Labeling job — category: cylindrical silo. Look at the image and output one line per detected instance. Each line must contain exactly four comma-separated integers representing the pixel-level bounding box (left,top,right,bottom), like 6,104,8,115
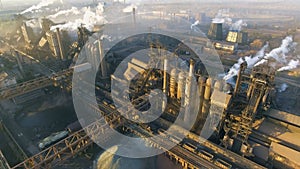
202,77,212,118
170,68,177,98
177,72,186,104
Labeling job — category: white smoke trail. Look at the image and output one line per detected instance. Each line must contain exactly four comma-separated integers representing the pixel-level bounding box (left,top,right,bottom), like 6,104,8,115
212,9,232,25
123,4,137,13
277,59,300,72
20,0,62,14
223,43,269,81
230,20,247,32
50,3,106,31
48,7,81,19
255,36,297,67
191,20,200,31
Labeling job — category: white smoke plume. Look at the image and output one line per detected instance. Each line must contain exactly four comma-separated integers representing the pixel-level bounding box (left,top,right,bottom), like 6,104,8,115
224,43,269,81
50,3,106,31
255,36,297,67
191,20,200,31
48,7,81,19
230,19,247,32
224,36,298,81
20,0,62,14
212,9,232,25
123,4,138,13
277,59,300,72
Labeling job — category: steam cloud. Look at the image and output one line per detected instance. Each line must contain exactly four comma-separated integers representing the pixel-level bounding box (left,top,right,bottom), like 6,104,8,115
230,20,247,32
224,36,299,81
48,7,81,19
277,59,300,72
50,3,107,31
20,0,62,14
212,9,232,25
254,36,298,70
224,43,269,81
190,20,200,31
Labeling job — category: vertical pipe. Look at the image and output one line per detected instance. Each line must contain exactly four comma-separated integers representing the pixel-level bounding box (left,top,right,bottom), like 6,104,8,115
98,39,107,78
132,8,136,26
184,60,195,124
163,58,168,95
55,28,65,61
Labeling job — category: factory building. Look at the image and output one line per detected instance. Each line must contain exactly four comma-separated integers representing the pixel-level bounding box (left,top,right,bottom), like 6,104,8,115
226,31,248,44
208,23,223,40
214,42,237,53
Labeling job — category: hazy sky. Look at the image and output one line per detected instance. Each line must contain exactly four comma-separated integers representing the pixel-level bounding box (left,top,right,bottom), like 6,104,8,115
1,0,299,10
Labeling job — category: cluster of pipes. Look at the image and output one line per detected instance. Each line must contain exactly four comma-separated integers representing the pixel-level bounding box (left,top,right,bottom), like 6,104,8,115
162,58,231,133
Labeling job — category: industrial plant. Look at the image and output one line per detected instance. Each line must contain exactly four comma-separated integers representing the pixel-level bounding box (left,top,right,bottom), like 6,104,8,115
0,0,300,169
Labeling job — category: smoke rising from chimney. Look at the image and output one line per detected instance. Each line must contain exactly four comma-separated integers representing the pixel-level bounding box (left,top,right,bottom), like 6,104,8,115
224,36,299,81
50,3,106,31
277,59,300,72
224,43,269,81
254,36,298,70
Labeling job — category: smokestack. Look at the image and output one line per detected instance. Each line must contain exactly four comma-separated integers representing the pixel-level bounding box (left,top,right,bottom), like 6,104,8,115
98,39,108,78
55,28,65,61
163,58,169,95
132,7,136,26
184,59,195,124
170,68,177,98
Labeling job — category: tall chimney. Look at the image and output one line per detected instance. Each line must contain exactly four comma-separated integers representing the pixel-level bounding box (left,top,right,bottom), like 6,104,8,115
132,8,136,26
184,59,195,124
163,58,169,95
